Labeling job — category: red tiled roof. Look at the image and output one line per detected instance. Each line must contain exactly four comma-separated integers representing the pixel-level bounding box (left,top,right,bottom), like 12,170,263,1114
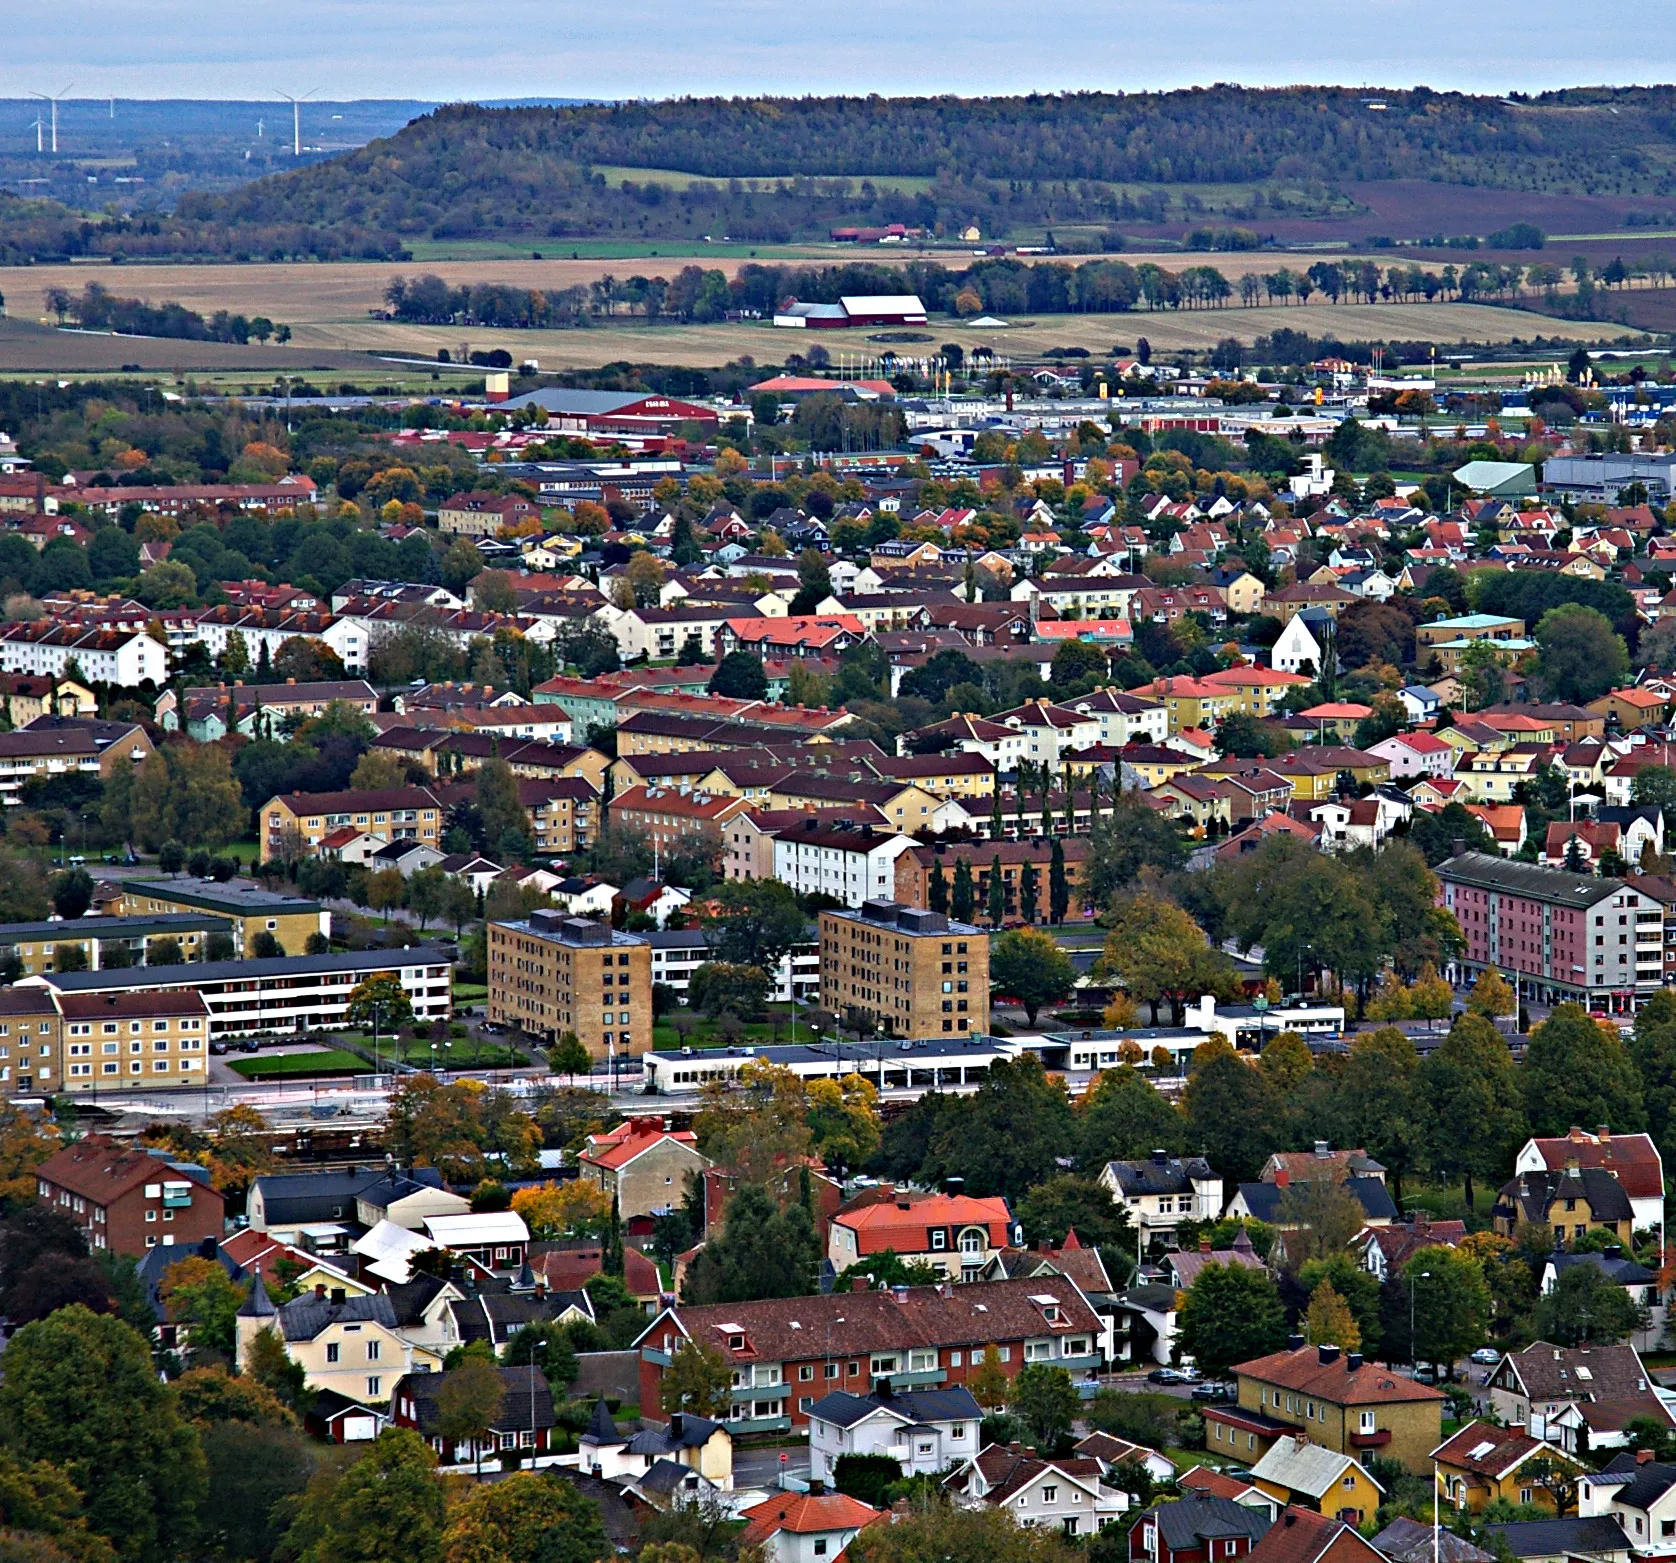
580,1120,700,1172
1524,1129,1663,1200
1234,1346,1446,1405
740,1493,884,1544
1246,1509,1382,1563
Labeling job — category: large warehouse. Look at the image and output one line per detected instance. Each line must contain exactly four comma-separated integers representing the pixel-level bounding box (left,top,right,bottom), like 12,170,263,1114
773,294,928,329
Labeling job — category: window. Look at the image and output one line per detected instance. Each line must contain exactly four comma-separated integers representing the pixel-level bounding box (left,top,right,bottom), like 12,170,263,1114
367,1378,380,1398
1043,1486,1057,1504
825,1363,839,1379
326,1343,340,1364
367,1341,380,1362
932,1229,947,1251
1359,1411,1376,1433
814,1543,828,1558
800,1365,813,1381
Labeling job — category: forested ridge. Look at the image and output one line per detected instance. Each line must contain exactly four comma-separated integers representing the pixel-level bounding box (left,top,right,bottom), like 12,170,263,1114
8,87,1676,259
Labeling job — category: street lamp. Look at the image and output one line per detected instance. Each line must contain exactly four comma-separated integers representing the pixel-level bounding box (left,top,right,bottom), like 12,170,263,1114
429,1032,452,1081
1408,1269,1433,1370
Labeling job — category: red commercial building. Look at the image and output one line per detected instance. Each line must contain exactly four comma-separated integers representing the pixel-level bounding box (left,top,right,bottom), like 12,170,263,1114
34,1133,224,1256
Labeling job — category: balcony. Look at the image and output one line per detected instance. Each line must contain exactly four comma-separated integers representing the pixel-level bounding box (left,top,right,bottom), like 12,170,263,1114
887,1368,948,1388
1349,1429,1392,1448
728,1413,792,1434
733,1380,790,1402
641,1347,672,1367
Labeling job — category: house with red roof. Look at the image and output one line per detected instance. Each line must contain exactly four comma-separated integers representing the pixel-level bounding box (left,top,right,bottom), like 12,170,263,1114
827,1189,1017,1282
948,1443,1125,1535
1243,1508,1384,1563
1368,731,1456,780
1514,1126,1664,1241
578,1117,710,1226
740,1491,884,1563
1464,804,1527,856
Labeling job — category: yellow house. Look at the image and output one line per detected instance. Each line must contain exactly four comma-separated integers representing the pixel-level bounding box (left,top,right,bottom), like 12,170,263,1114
1228,1341,1445,1474
1457,748,1544,803
1137,676,1242,734
1432,1422,1584,1513
1119,745,1201,789
1267,749,1391,802
1215,570,1267,617
235,1274,443,1401
1251,1434,1384,1524
1202,665,1314,718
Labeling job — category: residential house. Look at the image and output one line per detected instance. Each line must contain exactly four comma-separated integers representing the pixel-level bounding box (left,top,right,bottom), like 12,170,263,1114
807,1384,984,1483
827,1190,1017,1283
1128,1492,1274,1563
1218,1342,1445,1473
1491,1166,1637,1247
391,1364,555,1467
578,1398,733,1490
1432,1422,1586,1513
237,1277,444,1401
947,1443,1124,1536
1486,1342,1674,1452
1099,1153,1224,1245
1514,1128,1665,1243
1244,1509,1386,1563
1368,732,1456,780
578,1118,710,1224
35,1133,223,1256
740,1492,884,1563
1250,1437,1383,1524
1481,1518,1632,1563
1579,1455,1676,1557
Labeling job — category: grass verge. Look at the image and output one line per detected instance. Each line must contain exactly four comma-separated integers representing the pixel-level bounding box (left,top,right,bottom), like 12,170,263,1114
228,1049,365,1079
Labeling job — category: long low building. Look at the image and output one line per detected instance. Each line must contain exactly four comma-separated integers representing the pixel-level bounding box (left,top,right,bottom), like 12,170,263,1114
21,945,454,1042
0,913,233,976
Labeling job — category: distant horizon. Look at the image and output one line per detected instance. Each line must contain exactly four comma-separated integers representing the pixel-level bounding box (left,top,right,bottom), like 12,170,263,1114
2,0,1670,103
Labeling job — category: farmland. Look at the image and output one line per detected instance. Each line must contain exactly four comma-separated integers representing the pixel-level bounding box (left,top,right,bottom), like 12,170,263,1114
0,254,1606,378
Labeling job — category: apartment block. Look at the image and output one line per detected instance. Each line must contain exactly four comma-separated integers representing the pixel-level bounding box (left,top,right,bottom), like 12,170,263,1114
488,910,652,1059
0,913,232,976
116,878,328,958
819,900,989,1038
0,987,61,1097
35,1132,224,1255
260,786,444,862
58,990,211,1092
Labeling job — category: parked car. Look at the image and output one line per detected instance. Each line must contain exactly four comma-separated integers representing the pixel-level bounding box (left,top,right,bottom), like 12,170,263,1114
1413,1364,1439,1384
1191,1383,1234,1403
237,1038,261,1054
1147,1367,1185,1384
210,1041,230,1055
1469,1348,1501,1365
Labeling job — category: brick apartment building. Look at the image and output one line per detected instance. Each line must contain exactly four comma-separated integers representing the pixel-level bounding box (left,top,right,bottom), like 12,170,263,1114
487,909,652,1058
260,786,445,862
819,900,990,1037
636,1277,1102,1435
35,1133,224,1254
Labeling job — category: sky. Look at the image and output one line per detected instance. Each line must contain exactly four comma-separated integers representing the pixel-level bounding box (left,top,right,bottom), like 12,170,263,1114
1,0,1668,100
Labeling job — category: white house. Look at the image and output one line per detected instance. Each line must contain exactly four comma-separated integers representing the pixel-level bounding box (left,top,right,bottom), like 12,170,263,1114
944,1444,1127,1536
740,1492,884,1563
772,826,917,908
1099,1153,1223,1240
1067,689,1170,749
1272,610,1330,677
807,1385,983,1484
1580,1461,1676,1556
0,624,169,687
1513,1129,1666,1244
991,700,1103,769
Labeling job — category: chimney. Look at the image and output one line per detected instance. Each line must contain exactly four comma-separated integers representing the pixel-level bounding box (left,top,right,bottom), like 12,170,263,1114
1318,1344,1340,1365
331,1288,346,1305
874,1376,894,1399
1199,1236,1212,1253
1274,1167,1290,1188
890,1284,909,1304
851,1276,869,1293
1287,1333,1305,1351
808,1479,826,1496
1639,1448,1657,1465
669,1412,684,1440
1452,838,1465,857
1152,1149,1168,1167
945,1177,965,1197
1598,1125,1611,1143
314,1284,327,1300
1347,1351,1364,1371
1008,1441,1023,1454
1314,1141,1331,1158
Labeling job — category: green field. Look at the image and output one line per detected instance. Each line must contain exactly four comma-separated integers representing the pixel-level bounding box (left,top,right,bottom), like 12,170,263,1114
228,1048,365,1079
340,1026,522,1070
652,1005,817,1052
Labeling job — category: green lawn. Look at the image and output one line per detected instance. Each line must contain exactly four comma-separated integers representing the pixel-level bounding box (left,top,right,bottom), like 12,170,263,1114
652,1005,818,1051
228,1049,366,1079
340,1026,522,1070
453,982,488,1003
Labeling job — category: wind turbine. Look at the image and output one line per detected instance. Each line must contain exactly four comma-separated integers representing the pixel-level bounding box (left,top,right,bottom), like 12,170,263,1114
29,118,43,154
29,85,73,154
274,89,315,155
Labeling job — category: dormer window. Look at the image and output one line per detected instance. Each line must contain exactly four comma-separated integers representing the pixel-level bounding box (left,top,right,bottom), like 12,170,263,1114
730,1334,745,1350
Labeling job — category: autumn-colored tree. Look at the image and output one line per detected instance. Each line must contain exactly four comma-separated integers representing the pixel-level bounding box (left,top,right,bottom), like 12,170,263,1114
659,1339,731,1418
364,868,407,925
0,1105,61,1205
968,1343,1010,1408
441,1471,608,1563
347,973,413,1033
510,1180,612,1239
1304,1278,1361,1350
1466,967,1515,1019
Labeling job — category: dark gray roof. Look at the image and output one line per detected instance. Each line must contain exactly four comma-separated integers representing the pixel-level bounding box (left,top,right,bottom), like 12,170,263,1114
450,1289,593,1347
1435,851,1623,909
1105,1156,1216,1197
276,1292,397,1342
1372,1517,1493,1563
41,942,451,992
252,1166,444,1227
238,1271,276,1319
126,876,322,914
1599,1459,1676,1511
808,1386,982,1429
1153,1494,1275,1551
1495,1168,1635,1228
384,1272,450,1327
1235,1176,1397,1225
1482,1518,1632,1559
624,1413,724,1454
396,1365,555,1436
1548,1252,1655,1286
141,1239,244,1321
583,1396,619,1445
632,1457,705,1497
0,913,231,943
